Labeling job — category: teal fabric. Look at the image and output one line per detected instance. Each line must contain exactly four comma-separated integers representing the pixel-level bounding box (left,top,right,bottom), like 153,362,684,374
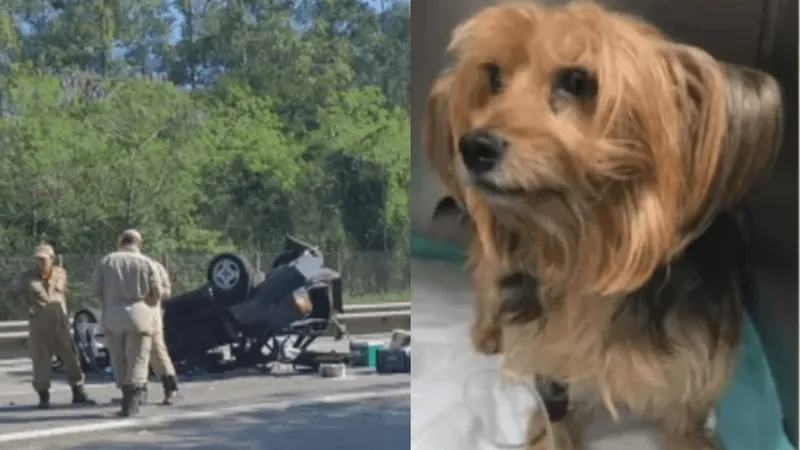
717,320,795,450
411,235,464,262
411,233,796,449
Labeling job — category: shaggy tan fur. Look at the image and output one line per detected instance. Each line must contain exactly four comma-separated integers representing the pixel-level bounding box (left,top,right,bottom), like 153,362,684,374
423,2,783,449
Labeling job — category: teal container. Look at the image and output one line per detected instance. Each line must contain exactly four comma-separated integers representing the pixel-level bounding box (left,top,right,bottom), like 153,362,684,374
349,340,385,368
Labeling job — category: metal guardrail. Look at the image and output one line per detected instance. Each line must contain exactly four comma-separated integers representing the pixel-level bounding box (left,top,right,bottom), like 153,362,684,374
0,302,411,357
0,302,410,333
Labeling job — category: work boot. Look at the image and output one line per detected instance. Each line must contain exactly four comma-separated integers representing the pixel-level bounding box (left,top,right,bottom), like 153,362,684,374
36,390,50,409
71,385,96,405
129,386,144,416
119,385,143,417
161,375,179,405
118,386,132,417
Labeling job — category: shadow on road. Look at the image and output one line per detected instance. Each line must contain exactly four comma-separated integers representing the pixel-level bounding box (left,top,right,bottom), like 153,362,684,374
5,363,373,386
0,378,409,431
0,403,112,424
61,397,410,450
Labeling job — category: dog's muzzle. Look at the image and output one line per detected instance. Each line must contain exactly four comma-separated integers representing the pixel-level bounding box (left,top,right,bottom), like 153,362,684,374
458,129,507,174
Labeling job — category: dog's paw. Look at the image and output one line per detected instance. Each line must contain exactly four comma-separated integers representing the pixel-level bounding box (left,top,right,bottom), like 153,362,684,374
470,322,501,354
525,410,573,450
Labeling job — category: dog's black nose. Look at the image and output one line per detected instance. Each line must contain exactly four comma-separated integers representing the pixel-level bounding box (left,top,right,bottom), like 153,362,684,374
458,130,506,174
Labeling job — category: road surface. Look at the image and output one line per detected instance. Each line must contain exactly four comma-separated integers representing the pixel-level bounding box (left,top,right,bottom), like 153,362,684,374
0,333,410,449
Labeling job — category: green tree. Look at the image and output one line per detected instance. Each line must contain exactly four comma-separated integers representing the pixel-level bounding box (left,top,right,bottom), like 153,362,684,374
0,0,410,319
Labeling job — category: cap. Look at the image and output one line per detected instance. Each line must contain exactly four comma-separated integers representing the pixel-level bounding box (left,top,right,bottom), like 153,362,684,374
33,244,55,259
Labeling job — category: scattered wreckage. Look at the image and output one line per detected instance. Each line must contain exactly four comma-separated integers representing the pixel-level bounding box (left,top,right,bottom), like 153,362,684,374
69,236,348,375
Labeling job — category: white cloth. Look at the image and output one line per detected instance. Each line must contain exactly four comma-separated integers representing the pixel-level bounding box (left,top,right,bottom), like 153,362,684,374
411,259,667,450
412,322,540,449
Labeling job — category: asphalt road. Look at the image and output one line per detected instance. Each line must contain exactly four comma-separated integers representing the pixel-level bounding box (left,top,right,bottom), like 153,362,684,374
0,333,410,449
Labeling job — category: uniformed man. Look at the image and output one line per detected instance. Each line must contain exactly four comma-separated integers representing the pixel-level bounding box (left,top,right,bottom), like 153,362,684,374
9,244,94,408
148,257,179,405
108,237,180,405
92,229,163,417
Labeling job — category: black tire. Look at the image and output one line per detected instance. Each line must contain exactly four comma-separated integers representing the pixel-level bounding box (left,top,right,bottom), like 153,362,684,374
206,253,253,306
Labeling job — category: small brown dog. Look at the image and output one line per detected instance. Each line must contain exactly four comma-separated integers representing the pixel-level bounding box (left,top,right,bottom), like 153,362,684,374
424,2,783,449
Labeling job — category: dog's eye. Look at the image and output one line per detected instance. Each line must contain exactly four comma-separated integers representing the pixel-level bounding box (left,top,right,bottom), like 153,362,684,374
482,62,503,94
553,66,597,100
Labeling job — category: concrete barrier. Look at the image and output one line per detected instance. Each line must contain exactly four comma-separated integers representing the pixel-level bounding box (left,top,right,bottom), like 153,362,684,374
0,332,26,356
0,302,410,334
0,304,411,358
0,322,26,332
348,302,410,313
323,310,411,337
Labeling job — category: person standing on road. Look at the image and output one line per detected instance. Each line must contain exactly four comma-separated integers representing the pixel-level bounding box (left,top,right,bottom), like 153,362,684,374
9,244,94,408
92,229,163,417
110,234,180,405
147,257,180,405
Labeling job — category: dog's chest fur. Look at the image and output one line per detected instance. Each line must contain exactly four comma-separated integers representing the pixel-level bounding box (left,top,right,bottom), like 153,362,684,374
494,211,750,416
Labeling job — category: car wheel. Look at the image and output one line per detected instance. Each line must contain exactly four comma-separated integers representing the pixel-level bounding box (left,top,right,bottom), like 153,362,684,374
207,253,253,306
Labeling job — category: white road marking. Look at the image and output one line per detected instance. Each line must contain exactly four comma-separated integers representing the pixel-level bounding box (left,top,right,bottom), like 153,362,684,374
0,381,137,400
0,332,390,399
0,387,409,443
0,368,377,400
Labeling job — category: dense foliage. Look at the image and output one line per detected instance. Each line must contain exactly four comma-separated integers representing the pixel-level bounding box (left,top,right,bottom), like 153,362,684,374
0,0,410,318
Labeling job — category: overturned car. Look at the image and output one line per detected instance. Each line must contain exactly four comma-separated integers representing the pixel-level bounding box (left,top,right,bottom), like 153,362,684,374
69,236,346,375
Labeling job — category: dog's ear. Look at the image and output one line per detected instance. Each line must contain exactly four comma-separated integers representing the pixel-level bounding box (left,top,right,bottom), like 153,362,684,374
714,63,783,207
666,45,782,239
594,47,782,294
466,191,503,263
424,73,503,261
424,72,465,207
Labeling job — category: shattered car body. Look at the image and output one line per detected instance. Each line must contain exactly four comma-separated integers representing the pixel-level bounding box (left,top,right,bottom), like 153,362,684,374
69,236,345,375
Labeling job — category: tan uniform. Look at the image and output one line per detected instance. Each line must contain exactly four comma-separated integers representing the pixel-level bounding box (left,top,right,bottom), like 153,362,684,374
92,246,163,387
149,259,175,377
11,266,85,392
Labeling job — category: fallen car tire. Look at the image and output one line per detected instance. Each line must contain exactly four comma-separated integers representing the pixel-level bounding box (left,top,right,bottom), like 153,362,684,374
206,253,254,306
